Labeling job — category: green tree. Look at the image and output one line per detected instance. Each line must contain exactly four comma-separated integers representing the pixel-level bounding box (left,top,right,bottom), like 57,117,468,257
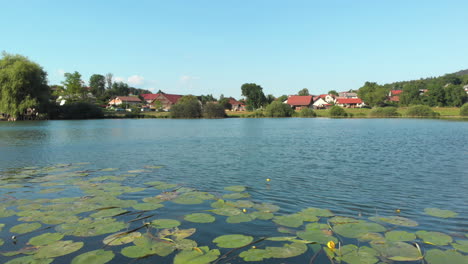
203,102,226,118
266,94,276,104
357,82,388,107
426,84,445,106
329,106,348,117
298,88,310,96
406,105,439,117
298,108,316,117
264,101,294,117
328,90,338,96
171,95,202,118
218,97,232,110
105,73,113,90
0,52,50,120
241,83,267,110
276,95,288,102
62,71,85,99
89,74,106,96
111,82,130,96
400,81,425,106
444,84,466,107
460,103,468,116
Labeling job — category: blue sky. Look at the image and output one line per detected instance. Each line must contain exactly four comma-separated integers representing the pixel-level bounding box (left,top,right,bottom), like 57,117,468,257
1,0,467,98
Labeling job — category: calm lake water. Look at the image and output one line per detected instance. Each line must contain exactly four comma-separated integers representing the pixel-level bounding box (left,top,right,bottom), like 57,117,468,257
0,118,467,263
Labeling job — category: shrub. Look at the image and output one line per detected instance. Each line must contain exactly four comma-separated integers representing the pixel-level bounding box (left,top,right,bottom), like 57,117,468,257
264,101,294,117
460,103,468,116
406,105,439,117
171,95,202,118
59,102,104,119
247,109,265,118
369,107,400,117
203,102,226,118
329,106,348,117
298,108,316,117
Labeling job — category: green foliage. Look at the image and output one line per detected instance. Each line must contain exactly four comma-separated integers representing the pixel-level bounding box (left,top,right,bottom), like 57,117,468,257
298,108,316,117
89,74,106,97
444,84,466,107
247,109,265,118
460,103,468,116
357,82,388,107
276,95,288,102
203,102,226,118
199,94,216,105
59,102,104,119
63,71,85,99
110,82,129,96
400,81,425,106
298,88,309,96
328,90,338,96
171,95,202,118
218,97,232,110
241,83,267,110
406,105,439,117
329,106,348,117
369,107,400,117
265,101,294,117
266,94,276,104
0,52,50,119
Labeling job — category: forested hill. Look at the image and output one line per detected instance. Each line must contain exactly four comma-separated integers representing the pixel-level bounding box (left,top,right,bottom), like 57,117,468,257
453,69,468,76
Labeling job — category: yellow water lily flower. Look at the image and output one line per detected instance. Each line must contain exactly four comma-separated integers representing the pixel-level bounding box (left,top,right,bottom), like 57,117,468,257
266,178,271,182
242,208,247,213
327,241,336,250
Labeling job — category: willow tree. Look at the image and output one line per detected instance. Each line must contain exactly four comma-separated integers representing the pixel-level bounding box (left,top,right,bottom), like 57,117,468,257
0,52,50,120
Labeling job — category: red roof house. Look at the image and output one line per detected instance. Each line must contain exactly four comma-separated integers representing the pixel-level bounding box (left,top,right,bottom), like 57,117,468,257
286,95,314,110
228,98,246,111
335,98,364,108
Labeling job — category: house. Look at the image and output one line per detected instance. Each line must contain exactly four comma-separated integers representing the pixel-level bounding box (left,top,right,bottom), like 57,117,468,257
335,98,365,108
338,91,358,98
108,96,142,106
317,94,336,104
388,90,403,102
151,93,183,110
463,85,468,94
141,93,159,104
286,95,314,110
228,98,246,111
312,97,332,109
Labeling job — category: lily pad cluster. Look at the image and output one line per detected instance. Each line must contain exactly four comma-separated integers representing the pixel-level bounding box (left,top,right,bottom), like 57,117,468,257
0,163,466,264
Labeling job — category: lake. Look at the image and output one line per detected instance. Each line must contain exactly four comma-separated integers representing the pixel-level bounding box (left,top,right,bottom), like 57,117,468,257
0,118,467,263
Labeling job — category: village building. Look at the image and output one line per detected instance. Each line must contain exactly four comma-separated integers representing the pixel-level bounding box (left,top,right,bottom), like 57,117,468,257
388,90,403,102
286,95,314,110
108,96,142,106
228,97,246,111
335,98,365,108
338,91,358,98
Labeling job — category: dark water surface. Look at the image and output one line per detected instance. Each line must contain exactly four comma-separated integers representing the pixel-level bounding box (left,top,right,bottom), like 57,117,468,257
0,118,467,263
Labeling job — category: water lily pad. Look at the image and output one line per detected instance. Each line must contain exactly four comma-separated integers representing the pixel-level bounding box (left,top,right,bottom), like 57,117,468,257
224,185,246,192
305,223,330,230
369,216,418,227
370,240,422,261
452,240,468,253
424,208,458,218
385,231,416,242
226,214,256,224
338,245,379,264
10,223,41,234
213,234,253,248
4,256,53,264
172,191,214,204
173,247,220,264
239,248,272,261
28,233,64,246
300,207,334,217
121,235,176,258
329,216,361,224
0,238,3,246
266,242,308,258
222,192,250,199
184,213,216,223
100,168,118,172
273,214,304,228
416,230,452,245
56,218,128,237
425,249,468,264
132,203,164,211
359,232,384,241
253,203,280,213
250,211,274,220
151,219,181,229
103,232,142,246
228,200,254,208
297,229,338,244
33,240,84,259
0,223,4,231
334,222,386,238
71,249,114,264
0,208,16,217
211,207,242,216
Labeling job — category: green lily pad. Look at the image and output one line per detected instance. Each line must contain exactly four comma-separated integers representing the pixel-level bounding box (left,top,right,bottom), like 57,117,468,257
210,207,242,216
369,216,418,227
4,256,53,264
273,214,304,228
0,208,16,217
305,223,330,231
385,231,416,242
226,214,256,224
171,191,214,205
416,230,452,245
121,235,176,258
227,200,254,208
359,232,384,241
333,222,386,238
71,249,114,264
33,240,84,259
184,213,216,223
253,203,280,213
173,239,198,250
10,223,42,234
239,248,272,261
370,240,422,261
300,207,334,217
28,233,64,246
425,249,468,264
297,229,337,244
222,192,250,199
100,168,118,172
0,238,3,246
329,216,361,224
144,165,163,169
338,245,379,264
250,211,274,220
56,218,128,237
0,223,4,231
151,219,181,229
266,242,308,258
132,203,164,211
169,228,197,240
173,247,220,264
452,240,468,253
103,232,142,246
425,208,458,218
224,185,246,192
213,234,253,248
39,188,65,194
120,245,154,258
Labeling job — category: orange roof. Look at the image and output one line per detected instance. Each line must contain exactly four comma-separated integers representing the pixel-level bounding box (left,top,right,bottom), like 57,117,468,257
336,98,363,104
391,90,403,95
389,96,400,102
287,95,313,106
115,96,141,102
141,93,160,100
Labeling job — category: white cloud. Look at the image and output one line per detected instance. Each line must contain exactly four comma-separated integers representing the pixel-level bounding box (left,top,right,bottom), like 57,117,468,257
114,76,125,83
127,75,145,86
